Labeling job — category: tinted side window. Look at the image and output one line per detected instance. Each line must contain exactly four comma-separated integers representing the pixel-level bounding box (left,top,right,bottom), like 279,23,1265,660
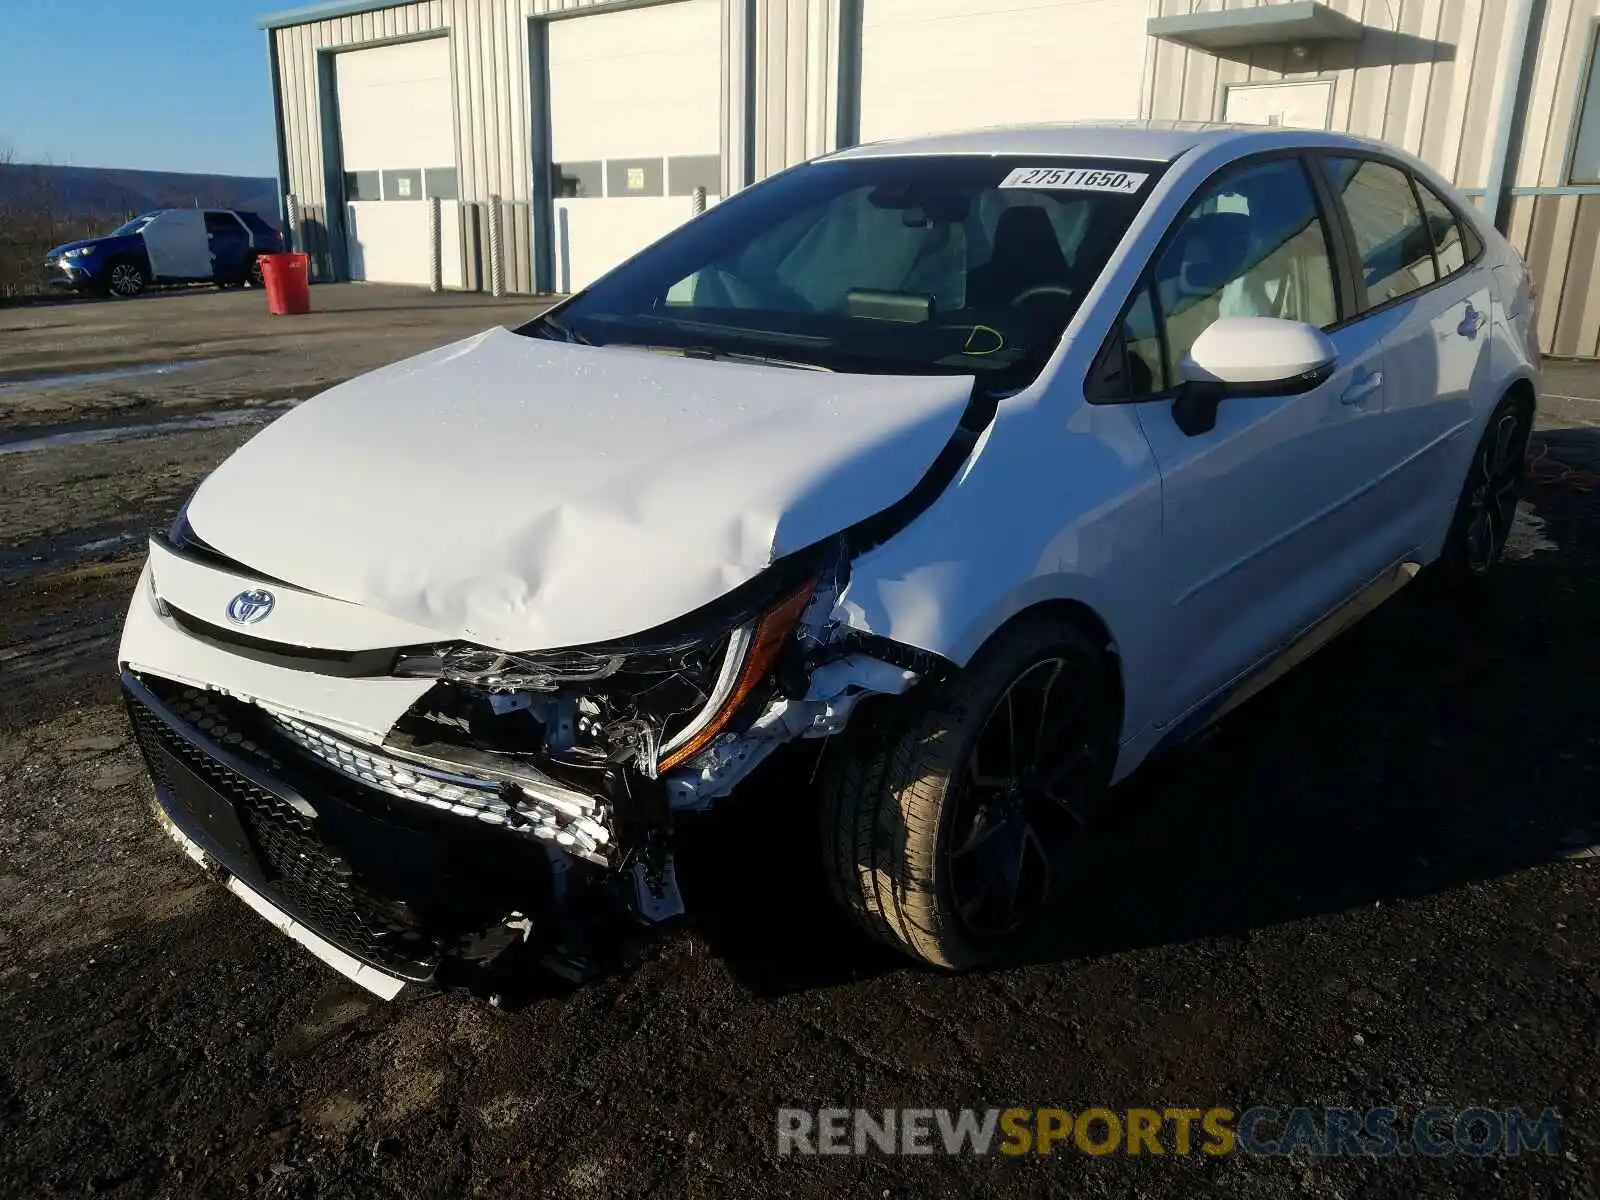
1123,281,1166,394
1327,157,1437,306
1414,178,1469,277
1149,157,1338,388
204,211,241,234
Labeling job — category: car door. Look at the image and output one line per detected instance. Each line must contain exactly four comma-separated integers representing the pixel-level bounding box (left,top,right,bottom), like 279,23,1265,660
204,210,252,282
141,210,212,281
1104,154,1398,727
1319,155,1494,556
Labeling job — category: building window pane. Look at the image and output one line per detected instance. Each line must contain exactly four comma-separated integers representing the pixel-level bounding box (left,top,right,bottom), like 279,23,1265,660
382,169,423,201
552,161,602,199
1570,28,1600,183
668,155,722,197
1326,157,1437,307
425,167,458,200
605,158,665,198
1152,157,1339,377
344,170,380,201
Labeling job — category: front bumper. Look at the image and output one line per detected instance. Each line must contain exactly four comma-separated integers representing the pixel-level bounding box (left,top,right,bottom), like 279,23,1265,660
45,259,94,288
124,670,570,997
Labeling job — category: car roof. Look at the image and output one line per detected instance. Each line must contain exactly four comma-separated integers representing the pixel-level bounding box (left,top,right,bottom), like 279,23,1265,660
825,120,1363,165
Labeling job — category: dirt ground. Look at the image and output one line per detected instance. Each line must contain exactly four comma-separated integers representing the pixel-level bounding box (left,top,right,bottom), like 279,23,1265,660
1,286,1597,1198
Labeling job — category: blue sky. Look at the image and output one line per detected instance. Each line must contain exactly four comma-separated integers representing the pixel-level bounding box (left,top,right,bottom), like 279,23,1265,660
0,0,278,178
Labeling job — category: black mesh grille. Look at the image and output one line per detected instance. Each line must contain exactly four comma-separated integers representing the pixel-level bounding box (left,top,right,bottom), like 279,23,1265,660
126,683,439,980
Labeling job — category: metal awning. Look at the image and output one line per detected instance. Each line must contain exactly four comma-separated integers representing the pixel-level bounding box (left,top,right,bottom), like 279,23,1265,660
1148,2,1366,53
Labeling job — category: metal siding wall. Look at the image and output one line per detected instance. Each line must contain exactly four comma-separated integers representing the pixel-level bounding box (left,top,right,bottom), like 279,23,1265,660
1145,0,1518,188
1141,0,1600,356
1496,1,1600,356
721,0,754,192
274,0,540,291
1519,0,1582,186
1510,189,1600,359
274,0,842,289
744,0,847,181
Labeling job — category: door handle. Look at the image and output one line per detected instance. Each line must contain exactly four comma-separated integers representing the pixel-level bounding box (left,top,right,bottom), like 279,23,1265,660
1458,305,1487,338
1341,370,1383,406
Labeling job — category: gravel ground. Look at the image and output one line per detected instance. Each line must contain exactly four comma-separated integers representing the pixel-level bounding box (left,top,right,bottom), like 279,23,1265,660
0,289,1597,1198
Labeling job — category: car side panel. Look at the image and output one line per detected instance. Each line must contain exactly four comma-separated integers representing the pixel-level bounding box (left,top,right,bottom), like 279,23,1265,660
1129,316,1398,728
837,134,1540,787
1360,159,1541,558
1365,267,1495,556
83,234,153,286
835,392,1168,771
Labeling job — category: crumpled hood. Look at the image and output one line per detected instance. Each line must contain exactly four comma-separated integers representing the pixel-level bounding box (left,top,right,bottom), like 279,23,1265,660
187,327,975,650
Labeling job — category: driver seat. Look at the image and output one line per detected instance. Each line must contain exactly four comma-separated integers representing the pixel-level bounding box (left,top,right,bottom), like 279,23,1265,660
966,206,1072,309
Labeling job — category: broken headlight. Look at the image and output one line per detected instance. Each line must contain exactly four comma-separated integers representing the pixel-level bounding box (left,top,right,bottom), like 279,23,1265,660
430,646,629,692
394,575,817,777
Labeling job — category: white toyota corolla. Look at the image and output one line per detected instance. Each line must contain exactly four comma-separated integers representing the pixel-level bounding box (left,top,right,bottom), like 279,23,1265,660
120,123,1540,995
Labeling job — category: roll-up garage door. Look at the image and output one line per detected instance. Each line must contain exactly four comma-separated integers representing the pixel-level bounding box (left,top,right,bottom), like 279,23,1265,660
548,0,722,293
858,0,1147,145
336,38,463,287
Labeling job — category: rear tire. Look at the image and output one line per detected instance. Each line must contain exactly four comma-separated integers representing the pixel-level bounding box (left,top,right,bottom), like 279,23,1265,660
216,257,263,291
1434,393,1533,586
820,613,1120,969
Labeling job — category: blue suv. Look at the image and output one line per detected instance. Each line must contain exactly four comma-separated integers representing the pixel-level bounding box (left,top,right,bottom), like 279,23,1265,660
46,209,284,298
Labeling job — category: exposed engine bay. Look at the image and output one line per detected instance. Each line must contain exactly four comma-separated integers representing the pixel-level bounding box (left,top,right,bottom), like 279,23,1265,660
125,534,940,993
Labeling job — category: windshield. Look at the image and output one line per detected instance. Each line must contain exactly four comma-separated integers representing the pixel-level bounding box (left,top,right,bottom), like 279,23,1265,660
523,155,1161,385
111,214,156,236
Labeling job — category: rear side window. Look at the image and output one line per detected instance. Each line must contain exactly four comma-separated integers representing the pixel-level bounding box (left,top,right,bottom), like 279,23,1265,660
204,211,242,234
1413,178,1473,277
237,212,277,237
1326,157,1437,306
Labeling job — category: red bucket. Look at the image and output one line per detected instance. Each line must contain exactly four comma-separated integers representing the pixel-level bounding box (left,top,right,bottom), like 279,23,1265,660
259,253,311,316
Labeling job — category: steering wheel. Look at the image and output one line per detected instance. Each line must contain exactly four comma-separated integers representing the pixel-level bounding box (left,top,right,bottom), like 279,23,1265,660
1011,283,1076,306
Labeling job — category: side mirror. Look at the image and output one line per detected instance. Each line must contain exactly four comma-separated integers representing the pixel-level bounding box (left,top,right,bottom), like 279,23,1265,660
1172,317,1339,437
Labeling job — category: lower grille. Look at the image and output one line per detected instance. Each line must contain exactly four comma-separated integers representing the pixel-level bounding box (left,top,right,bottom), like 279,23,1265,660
125,682,440,979
270,713,612,863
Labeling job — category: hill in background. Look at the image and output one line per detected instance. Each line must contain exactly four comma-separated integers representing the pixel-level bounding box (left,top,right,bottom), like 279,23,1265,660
0,163,282,297
0,163,280,229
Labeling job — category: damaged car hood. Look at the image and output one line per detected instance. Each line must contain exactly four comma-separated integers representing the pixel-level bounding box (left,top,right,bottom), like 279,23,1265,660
186,327,975,650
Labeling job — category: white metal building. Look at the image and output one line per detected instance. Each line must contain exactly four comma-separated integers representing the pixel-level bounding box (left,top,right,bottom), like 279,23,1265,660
261,0,1600,357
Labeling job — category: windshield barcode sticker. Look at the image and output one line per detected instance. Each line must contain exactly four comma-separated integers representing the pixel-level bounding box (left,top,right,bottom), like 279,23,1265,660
998,167,1149,194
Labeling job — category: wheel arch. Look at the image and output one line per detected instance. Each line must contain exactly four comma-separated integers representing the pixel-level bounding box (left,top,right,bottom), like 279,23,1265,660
1504,375,1537,419
104,248,151,275
842,569,1146,747
968,597,1126,728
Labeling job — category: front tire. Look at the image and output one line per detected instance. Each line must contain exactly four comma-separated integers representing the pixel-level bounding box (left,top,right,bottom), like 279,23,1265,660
106,259,147,299
820,613,1120,969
